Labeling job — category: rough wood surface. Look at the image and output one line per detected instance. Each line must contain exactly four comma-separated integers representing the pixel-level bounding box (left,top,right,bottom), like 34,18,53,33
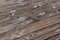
0,0,60,40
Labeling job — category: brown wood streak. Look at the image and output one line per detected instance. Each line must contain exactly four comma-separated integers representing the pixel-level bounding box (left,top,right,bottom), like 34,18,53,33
15,22,60,40
0,0,60,40
0,14,60,40
34,28,60,40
